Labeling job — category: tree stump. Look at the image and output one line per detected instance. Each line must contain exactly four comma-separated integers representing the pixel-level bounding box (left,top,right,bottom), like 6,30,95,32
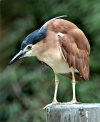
46,104,100,122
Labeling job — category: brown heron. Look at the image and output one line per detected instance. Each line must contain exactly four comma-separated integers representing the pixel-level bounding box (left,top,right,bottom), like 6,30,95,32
9,16,90,109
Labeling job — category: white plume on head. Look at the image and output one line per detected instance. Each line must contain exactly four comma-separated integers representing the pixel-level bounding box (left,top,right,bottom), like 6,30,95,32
40,15,67,31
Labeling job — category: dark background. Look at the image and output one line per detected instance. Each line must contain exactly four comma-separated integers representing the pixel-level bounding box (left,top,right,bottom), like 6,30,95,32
0,0,100,121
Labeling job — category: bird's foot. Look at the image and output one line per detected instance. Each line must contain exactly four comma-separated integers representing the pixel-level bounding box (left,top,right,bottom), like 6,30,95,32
43,100,61,109
62,99,80,105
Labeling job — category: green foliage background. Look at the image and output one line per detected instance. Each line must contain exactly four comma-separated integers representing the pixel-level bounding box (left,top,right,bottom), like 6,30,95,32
0,0,100,121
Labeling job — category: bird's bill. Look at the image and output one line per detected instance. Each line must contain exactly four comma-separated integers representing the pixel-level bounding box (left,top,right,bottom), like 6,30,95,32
9,50,27,65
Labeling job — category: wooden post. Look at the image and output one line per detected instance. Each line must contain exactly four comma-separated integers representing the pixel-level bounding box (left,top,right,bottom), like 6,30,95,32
46,104,100,122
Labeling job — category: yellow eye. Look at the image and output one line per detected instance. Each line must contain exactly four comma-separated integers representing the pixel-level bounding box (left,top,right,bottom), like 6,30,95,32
27,45,32,50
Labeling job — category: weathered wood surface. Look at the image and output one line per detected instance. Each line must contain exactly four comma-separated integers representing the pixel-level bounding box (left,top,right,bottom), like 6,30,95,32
46,104,100,122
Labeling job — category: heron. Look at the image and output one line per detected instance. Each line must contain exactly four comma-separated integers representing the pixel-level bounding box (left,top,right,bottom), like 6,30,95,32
9,16,90,109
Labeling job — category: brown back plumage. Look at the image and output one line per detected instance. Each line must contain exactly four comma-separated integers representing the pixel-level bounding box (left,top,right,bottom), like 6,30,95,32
43,18,90,80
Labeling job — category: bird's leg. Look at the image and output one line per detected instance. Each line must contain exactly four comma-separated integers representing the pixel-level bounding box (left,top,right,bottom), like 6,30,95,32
62,71,80,105
69,71,79,104
53,73,59,102
43,73,60,109
71,71,77,102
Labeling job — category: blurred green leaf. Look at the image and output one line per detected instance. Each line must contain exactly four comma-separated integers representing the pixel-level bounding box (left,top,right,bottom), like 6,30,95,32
0,0,100,121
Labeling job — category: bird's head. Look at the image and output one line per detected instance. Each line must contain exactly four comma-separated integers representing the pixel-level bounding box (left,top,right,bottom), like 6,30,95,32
9,27,47,64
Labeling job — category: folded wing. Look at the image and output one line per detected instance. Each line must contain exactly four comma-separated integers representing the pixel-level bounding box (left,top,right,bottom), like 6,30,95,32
43,18,90,80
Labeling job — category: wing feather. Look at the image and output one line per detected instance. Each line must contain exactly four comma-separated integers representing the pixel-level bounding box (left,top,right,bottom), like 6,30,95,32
59,32,90,80
44,18,90,80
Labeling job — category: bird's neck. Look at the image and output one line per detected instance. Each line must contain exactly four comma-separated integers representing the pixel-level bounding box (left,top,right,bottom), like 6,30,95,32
32,31,58,57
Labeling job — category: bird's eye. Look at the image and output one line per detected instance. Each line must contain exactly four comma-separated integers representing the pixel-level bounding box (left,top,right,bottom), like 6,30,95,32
27,45,32,50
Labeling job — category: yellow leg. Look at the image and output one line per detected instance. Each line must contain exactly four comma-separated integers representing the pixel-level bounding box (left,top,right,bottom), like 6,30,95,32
43,73,60,109
72,71,77,102
53,73,59,102
62,71,80,105
68,71,79,104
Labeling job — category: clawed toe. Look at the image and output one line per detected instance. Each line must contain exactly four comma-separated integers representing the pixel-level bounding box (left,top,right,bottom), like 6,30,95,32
62,100,80,105
43,101,60,109
43,100,80,109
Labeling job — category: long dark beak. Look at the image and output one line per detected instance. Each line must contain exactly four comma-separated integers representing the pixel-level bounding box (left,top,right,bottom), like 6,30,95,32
9,50,26,65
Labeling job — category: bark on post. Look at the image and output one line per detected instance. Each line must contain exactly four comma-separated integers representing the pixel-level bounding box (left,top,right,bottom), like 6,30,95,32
46,104,100,122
